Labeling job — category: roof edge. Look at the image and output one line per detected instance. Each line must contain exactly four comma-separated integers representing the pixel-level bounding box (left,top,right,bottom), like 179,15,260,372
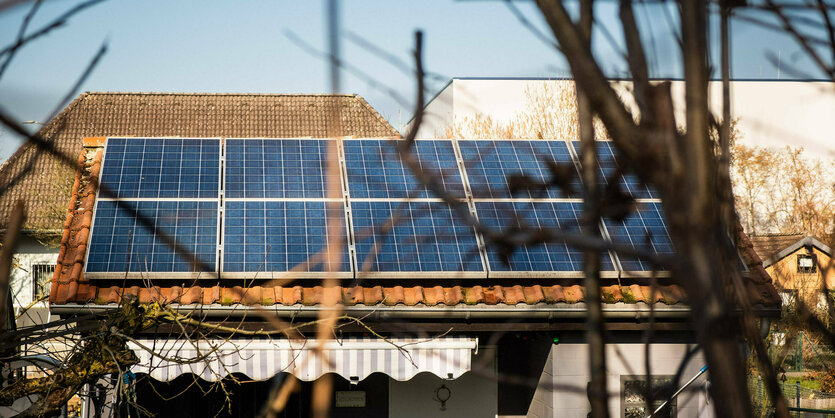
52,301,694,320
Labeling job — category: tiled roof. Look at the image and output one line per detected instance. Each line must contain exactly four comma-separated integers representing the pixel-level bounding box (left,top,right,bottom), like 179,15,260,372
749,234,807,262
0,92,399,231
49,146,781,310
748,233,831,264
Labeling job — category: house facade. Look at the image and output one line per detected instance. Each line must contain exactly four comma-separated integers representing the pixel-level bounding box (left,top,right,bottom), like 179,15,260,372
751,234,833,307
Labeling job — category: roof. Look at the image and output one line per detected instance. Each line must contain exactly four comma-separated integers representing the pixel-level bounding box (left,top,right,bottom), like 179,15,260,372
48,144,780,311
0,92,399,232
750,234,832,267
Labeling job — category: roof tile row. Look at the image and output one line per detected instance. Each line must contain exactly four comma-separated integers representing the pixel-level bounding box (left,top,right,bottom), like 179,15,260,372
85,283,685,307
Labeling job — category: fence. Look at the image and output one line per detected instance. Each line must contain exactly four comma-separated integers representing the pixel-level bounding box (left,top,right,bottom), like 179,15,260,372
750,377,835,417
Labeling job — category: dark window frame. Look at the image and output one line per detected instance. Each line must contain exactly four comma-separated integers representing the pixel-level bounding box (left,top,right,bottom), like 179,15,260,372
31,263,55,300
797,253,817,274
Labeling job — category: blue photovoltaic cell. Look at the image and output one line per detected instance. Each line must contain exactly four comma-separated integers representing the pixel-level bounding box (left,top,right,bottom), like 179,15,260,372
225,139,329,199
100,138,220,199
344,140,465,199
459,140,575,199
475,201,615,273
223,201,350,273
572,141,658,199
86,200,218,273
351,201,483,273
604,202,674,271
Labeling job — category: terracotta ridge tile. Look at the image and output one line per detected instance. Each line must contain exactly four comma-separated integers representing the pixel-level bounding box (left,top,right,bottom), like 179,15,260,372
402,287,417,306
302,287,315,306
603,285,623,303
179,287,200,305
510,285,526,305
66,281,78,303
345,286,362,305
423,286,441,306
391,286,405,305
491,286,506,304
322,286,341,306
465,286,484,305
444,286,463,306
241,286,261,305
563,285,583,304
381,287,398,306
254,287,271,306
412,286,426,306
366,286,383,306
483,287,498,305
524,285,544,304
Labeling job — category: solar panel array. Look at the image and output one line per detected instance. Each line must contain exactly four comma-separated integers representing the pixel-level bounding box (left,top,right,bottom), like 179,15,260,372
86,137,672,279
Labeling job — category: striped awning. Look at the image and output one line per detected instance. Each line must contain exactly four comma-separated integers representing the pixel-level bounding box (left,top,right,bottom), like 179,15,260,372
128,337,477,382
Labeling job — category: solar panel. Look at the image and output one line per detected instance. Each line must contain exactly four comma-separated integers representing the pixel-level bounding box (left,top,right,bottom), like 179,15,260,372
572,141,657,199
100,138,220,199
225,139,330,199
222,200,351,274
474,201,616,275
458,140,576,199
604,202,674,271
86,200,218,274
344,139,465,199
88,136,675,279
351,201,484,276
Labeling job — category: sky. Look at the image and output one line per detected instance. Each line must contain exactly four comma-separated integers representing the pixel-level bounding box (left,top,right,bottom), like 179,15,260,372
0,0,829,161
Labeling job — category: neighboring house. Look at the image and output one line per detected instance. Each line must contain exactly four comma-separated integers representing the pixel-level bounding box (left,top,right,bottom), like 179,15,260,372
750,234,834,306
0,92,398,326
412,77,835,156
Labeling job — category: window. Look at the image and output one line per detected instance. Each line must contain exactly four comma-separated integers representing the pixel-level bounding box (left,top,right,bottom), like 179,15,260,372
622,375,676,418
797,253,816,274
32,264,55,300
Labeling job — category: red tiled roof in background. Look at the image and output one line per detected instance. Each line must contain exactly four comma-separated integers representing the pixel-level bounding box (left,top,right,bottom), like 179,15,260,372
0,92,400,232
50,144,781,309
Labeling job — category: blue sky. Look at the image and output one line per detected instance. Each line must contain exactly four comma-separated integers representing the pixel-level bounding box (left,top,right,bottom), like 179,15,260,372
0,0,825,161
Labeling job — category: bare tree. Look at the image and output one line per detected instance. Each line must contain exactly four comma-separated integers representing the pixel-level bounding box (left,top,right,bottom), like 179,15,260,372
1,1,835,418
733,143,835,239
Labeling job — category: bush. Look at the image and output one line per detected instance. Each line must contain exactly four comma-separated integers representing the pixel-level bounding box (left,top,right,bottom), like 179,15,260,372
819,370,835,393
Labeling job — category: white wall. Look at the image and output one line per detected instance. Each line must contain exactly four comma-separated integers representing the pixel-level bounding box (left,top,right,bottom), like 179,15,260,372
526,348,555,418
416,78,835,157
414,80,456,138
10,236,58,313
532,343,712,418
389,348,497,418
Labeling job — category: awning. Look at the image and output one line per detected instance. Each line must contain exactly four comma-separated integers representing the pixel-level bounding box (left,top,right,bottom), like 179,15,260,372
128,337,478,382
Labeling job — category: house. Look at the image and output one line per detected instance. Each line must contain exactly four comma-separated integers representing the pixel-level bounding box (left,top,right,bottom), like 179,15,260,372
411,77,835,156
37,87,780,417
0,91,398,328
750,234,833,306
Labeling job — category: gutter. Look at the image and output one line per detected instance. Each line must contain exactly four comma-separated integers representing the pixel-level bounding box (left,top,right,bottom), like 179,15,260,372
51,302,693,320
